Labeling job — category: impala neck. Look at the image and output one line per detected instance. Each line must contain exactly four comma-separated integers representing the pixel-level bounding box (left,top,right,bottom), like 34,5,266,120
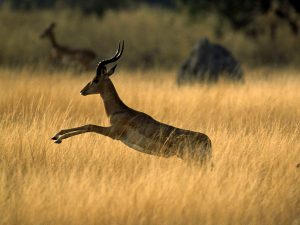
99,78,128,117
47,32,60,49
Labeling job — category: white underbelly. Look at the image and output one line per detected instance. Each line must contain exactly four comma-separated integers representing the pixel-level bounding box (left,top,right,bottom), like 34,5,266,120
121,139,148,152
119,130,165,155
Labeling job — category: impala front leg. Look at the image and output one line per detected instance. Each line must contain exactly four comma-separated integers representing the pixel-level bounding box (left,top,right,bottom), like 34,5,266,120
52,125,116,144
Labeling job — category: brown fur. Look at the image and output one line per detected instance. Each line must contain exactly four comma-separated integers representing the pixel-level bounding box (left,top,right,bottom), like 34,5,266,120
52,42,212,163
40,23,96,70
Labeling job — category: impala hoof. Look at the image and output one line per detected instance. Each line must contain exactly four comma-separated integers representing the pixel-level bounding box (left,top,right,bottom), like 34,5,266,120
54,139,62,144
51,136,58,140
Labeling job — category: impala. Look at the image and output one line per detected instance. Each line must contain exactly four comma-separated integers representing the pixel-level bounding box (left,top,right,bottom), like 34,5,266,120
52,41,212,163
40,22,96,70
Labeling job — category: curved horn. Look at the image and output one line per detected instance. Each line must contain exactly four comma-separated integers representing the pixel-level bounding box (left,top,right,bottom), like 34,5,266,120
97,41,124,71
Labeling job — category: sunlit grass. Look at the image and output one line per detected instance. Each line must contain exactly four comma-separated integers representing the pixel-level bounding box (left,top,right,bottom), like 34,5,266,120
0,68,299,225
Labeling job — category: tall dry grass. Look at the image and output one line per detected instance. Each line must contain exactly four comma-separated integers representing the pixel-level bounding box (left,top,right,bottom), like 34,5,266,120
1,7,300,69
0,68,299,225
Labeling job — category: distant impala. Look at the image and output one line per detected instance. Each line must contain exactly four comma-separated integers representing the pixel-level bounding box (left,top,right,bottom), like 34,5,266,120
52,41,212,163
40,22,96,70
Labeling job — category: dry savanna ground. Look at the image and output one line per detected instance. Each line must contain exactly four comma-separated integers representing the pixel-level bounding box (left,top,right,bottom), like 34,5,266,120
0,68,299,225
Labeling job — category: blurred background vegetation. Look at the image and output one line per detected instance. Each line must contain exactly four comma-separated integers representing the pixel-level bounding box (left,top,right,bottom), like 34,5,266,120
0,0,299,70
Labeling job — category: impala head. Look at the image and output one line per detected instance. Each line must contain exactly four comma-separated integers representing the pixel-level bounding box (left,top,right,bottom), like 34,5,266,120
40,22,55,39
80,41,124,96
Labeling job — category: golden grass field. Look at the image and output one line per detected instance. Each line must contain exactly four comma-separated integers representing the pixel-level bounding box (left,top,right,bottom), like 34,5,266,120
0,68,299,225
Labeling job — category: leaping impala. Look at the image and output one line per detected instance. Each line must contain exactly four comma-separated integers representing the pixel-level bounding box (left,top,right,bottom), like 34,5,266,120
40,22,97,70
52,41,212,163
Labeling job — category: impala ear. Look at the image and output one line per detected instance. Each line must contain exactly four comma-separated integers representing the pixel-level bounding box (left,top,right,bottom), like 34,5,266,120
50,22,56,29
107,65,117,76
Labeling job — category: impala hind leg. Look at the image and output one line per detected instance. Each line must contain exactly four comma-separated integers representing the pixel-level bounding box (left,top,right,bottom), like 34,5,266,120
52,125,116,144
